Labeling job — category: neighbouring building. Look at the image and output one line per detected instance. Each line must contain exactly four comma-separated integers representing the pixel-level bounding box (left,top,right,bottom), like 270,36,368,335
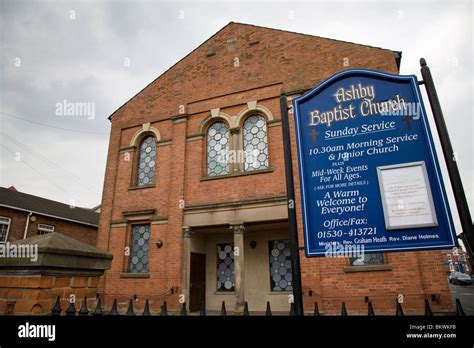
444,249,471,274
97,22,453,314
0,186,99,246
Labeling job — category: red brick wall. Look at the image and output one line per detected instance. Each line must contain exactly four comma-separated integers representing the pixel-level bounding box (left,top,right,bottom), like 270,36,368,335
0,207,97,246
97,23,453,314
0,274,101,315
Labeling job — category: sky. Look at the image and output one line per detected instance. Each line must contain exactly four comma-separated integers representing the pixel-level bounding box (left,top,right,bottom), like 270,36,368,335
0,0,472,224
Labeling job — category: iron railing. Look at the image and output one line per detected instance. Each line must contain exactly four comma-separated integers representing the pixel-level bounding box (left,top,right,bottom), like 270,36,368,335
50,296,467,316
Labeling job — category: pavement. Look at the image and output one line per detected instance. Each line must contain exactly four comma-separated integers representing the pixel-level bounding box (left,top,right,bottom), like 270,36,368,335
449,282,474,315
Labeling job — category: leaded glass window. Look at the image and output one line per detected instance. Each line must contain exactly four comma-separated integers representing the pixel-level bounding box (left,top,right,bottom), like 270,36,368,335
216,243,234,291
269,240,292,292
137,135,156,187
207,122,230,176
0,217,11,243
129,224,151,273
350,253,384,266
243,115,269,171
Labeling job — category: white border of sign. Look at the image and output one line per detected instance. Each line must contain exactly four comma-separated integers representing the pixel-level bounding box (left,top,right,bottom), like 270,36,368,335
293,69,457,256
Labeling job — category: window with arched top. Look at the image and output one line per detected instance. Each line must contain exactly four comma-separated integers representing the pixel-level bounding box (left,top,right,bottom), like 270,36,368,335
243,115,269,171
136,135,156,186
207,122,230,176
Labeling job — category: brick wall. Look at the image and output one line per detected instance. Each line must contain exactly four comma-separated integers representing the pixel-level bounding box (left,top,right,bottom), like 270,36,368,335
0,274,100,315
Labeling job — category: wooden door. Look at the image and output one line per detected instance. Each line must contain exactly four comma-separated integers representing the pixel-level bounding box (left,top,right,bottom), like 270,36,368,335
189,253,206,312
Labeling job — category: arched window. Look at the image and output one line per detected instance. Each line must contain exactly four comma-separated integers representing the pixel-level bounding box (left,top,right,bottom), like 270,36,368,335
207,122,230,176
243,115,268,171
137,135,156,186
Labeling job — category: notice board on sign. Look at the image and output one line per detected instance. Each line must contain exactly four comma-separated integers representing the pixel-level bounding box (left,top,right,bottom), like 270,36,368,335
292,69,457,257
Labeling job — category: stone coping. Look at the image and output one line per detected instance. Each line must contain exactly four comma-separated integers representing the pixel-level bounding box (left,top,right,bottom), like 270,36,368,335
0,232,112,272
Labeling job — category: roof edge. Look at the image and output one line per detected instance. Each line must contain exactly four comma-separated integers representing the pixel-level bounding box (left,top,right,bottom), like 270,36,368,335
107,21,403,122
108,21,236,122
231,21,401,54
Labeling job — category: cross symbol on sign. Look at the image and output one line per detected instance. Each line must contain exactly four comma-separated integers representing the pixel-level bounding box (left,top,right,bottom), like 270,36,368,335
402,115,413,131
310,128,319,144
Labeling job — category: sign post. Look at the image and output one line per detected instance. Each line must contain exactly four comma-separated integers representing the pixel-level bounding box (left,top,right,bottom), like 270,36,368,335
280,93,304,316
293,69,457,257
419,58,474,253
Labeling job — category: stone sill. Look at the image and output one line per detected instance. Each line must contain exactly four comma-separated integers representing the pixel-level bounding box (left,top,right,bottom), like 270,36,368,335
128,184,155,191
213,291,235,295
120,272,150,278
200,168,273,181
343,264,393,273
268,291,292,295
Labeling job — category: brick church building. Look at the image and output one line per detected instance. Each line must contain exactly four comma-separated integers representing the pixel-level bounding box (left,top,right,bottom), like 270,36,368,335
97,22,452,314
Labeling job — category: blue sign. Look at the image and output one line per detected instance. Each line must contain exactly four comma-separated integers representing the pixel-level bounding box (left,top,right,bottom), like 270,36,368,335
293,69,457,257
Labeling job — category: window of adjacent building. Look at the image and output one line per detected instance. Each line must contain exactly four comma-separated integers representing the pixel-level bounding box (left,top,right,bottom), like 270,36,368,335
350,253,384,266
207,122,230,176
129,224,151,273
269,240,293,292
137,135,156,187
216,243,234,291
243,115,269,171
0,217,11,243
37,224,54,235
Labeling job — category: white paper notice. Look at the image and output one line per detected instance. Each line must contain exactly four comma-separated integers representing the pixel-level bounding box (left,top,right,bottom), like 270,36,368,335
378,162,438,230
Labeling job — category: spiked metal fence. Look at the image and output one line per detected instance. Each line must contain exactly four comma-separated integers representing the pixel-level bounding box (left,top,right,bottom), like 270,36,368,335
50,296,468,316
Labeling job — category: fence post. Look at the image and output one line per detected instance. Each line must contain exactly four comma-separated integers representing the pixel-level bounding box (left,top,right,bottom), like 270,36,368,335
160,301,168,316
180,302,187,316
341,302,347,316
66,301,76,316
126,299,135,316
109,299,120,316
78,297,89,316
424,298,433,316
313,302,319,316
142,300,151,316
265,302,272,316
51,296,62,316
220,301,227,316
93,297,103,316
456,299,465,316
368,301,375,316
290,302,296,316
243,302,250,316
396,300,404,316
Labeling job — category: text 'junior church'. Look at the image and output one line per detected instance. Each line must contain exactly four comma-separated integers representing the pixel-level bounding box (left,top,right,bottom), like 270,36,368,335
97,22,451,314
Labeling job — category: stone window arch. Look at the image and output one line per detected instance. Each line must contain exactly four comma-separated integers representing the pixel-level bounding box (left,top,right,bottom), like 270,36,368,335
129,123,161,147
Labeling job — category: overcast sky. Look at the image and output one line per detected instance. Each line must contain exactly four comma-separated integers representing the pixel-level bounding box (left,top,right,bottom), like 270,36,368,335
0,1,472,223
